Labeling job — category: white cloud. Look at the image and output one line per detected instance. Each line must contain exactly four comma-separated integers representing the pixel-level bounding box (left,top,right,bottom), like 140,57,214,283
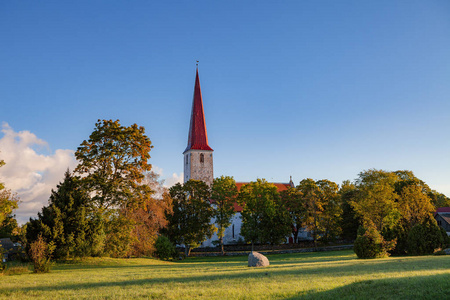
164,172,183,187
0,123,184,224
0,123,77,224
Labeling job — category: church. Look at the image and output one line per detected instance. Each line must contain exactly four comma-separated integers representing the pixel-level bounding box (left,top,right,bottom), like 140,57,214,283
183,68,301,246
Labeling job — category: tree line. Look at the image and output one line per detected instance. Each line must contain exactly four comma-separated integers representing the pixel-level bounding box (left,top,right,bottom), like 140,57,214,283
1,119,449,263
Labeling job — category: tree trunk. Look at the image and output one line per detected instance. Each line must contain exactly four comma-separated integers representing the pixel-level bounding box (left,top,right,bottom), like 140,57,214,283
293,226,299,244
184,244,189,257
220,237,225,255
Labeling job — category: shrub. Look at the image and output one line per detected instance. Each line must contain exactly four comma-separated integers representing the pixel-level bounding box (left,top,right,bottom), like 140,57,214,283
29,236,53,273
154,235,178,260
407,217,446,255
354,224,395,259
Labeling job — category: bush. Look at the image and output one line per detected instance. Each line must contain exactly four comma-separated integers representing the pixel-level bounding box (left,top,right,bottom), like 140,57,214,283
29,236,53,273
407,217,447,255
354,225,395,259
154,235,178,260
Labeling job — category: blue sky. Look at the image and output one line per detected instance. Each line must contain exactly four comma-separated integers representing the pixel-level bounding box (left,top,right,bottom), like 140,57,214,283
1,1,450,221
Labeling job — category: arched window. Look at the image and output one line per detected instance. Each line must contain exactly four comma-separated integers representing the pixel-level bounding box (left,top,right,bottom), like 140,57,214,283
200,153,204,163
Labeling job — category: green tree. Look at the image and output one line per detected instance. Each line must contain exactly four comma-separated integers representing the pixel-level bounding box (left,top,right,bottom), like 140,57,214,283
166,180,215,256
0,159,19,226
297,179,322,249
74,119,154,256
211,176,238,255
280,187,304,243
352,170,400,232
339,181,361,241
74,119,153,210
316,179,341,241
238,179,291,250
26,170,98,259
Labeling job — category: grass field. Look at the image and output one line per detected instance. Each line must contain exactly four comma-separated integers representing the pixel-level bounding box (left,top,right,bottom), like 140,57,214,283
1,250,449,299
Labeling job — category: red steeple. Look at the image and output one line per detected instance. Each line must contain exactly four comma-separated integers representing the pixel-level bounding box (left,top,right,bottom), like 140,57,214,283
184,68,213,153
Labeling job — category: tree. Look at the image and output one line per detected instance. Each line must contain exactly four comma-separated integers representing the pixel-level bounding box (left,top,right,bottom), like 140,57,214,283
166,180,215,256
316,179,341,241
297,179,322,249
74,119,154,256
0,159,19,226
280,187,304,243
74,119,153,210
26,170,98,259
211,176,238,255
339,181,361,241
351,170,400,232
127,172,172,257
238,179,291,250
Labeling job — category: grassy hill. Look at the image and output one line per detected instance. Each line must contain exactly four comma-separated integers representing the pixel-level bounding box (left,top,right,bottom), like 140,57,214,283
1,250,449,299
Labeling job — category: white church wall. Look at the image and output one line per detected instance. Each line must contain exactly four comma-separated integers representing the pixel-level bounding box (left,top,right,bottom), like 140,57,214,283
201,212,244,247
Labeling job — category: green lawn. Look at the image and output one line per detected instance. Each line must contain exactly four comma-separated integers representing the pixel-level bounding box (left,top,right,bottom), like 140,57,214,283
1,250,449,299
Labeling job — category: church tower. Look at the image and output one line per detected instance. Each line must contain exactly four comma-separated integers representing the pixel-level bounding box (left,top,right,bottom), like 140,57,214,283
183,68,214,185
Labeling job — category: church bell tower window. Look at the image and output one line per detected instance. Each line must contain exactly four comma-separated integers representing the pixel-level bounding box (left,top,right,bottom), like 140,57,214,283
200,153,204,163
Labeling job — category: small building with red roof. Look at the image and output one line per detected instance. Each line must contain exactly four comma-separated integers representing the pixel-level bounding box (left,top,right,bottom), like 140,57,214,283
435,207,450,235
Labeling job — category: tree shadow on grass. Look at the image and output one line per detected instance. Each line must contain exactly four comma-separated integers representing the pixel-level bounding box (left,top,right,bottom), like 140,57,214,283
287,273,450,300
2,254,449,296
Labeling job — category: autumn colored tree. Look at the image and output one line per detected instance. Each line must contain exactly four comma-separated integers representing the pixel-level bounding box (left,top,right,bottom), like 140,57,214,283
166,180,215,256
127,172,172,257
211,176,238,255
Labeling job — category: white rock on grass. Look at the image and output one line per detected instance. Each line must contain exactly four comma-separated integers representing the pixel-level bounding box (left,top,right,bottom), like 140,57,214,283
248,251,270,267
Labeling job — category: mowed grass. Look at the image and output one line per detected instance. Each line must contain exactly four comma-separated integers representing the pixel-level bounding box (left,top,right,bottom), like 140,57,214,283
1,250,449,299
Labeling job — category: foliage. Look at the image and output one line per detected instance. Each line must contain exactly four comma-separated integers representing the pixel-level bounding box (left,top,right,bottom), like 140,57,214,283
74,119,153,210
354,224,395,259
238,179,291,248
71,120,168,258
339,181,361,241
211,176,238,254
29,235,54,273
166,180,215,256
316,179,342,241
154,235,178,260
26,170,100,259
0,215,19,239
352,171,400,232
280,187,304,243
406,216,447,255
296,179,322,248
397,184,435,227
0,159,19,226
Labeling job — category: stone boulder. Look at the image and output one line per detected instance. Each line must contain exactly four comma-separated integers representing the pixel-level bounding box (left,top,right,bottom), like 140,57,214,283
248,251,270,267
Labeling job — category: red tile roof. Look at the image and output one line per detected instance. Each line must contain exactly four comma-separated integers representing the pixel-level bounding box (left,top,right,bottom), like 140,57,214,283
435,207,450,215
184,68,213,153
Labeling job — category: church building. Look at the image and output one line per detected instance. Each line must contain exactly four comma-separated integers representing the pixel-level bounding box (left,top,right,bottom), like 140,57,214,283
183,67,298,246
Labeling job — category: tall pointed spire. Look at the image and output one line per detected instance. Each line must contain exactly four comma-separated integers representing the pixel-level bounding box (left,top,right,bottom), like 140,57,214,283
184,68,213,153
